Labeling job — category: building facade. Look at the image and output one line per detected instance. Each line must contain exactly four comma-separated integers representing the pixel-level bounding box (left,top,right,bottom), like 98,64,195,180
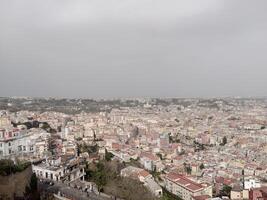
165,172,212,200
32,156,85,183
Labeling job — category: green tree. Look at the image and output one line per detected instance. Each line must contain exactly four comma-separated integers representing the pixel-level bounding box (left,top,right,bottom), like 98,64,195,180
93,162,107,192
222,136,227,145
186,166,192,174
199,163,205,170
24,173,40,200
93,132,96,141
183,163,191,174
220,185,232,197
0,160,30,176
161,187,182,200
30,173,38,191
105,149,114,161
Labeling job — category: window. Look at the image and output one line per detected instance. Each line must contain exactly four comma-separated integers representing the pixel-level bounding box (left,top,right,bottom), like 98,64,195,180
9,149,12,154
23,146,26,151
8,142,11,146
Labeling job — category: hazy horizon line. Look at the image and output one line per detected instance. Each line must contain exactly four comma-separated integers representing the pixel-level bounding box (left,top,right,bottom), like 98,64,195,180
1,96,266,100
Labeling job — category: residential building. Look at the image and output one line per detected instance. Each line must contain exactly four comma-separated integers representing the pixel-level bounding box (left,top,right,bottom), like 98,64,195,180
32,156,85,183
165,172,212,200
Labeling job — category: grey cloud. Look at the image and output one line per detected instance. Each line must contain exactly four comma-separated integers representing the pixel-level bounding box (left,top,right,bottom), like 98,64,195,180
0,0,266,98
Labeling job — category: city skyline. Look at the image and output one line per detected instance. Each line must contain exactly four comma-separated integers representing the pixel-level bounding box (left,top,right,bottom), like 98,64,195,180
1,1,267,200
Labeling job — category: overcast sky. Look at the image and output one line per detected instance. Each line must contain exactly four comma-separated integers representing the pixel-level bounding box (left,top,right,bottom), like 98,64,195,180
0,0,266,98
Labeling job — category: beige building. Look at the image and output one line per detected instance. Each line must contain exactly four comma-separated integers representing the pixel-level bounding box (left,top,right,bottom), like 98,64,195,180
230,187,249,200
165,172,212,200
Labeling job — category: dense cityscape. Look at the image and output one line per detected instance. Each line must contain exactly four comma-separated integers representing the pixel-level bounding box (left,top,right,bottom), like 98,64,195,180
0,97,267,200
1,1,267,199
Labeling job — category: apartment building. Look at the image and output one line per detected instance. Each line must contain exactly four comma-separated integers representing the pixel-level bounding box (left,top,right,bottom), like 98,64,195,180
32,156,85,183
244,177,261,190
165,172,212,200
0,128,48,159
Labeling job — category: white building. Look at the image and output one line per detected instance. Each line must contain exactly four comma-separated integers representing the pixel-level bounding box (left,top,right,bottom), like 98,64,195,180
244,177,261,190
139,152,159,171
32,156,85,183
0,127,48,159
144,177,163,197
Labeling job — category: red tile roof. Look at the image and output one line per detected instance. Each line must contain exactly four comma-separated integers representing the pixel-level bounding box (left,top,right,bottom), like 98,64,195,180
139,170,150,178
166,172,204,192
140,152,158,161
193,195,211,200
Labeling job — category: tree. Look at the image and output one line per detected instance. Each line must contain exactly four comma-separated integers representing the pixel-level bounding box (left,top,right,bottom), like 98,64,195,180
156,153,163,160
186,166,192,174
94,170,107,192
0,159,30,176
105,149,114,161
104,177,157,200
93,132,96,141
183,163,192,174
161,187,182,200
199,163,205,170
30,173,38,191
24,173,40,200
220,185,232,197
222,136,227,145
168,133,174,143
93,162,107,192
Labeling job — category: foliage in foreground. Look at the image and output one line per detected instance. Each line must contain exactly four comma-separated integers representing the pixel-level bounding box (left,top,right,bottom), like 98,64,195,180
0,159,31,176
24,173,40,200
161,187,182,200
85,159,156,200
